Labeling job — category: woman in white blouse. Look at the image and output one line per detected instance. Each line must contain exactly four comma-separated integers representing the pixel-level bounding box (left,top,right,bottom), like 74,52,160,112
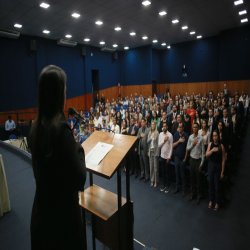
198,119,210,151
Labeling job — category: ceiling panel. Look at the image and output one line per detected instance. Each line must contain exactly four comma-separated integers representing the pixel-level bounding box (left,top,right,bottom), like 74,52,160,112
0,0,249,50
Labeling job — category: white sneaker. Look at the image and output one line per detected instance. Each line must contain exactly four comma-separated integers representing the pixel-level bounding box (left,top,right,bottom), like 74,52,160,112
165,187,170,193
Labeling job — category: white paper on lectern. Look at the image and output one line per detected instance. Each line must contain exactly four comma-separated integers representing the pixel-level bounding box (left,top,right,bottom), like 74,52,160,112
85,142,114,168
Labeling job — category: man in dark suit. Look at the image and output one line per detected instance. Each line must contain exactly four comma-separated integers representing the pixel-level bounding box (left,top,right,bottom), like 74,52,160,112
142,103,152,126
235,94,244,120
228,97,235,115
128,118,139,177
208,109,217,136
158,111,168,133
178,104,184,117
198,100,208,120
229,105,241,151
213,99,222,124
219,108,232,138
183,106,191,136
221,91,229,108
171,114,184,135
168,105,178,132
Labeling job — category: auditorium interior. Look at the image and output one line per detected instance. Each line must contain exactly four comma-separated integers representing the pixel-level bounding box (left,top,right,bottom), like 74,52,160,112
0,0,250,250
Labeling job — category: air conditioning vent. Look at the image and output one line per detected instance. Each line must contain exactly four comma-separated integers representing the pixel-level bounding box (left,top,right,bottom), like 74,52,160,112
101,47,116,53
57,39,77,47
0,28,20,39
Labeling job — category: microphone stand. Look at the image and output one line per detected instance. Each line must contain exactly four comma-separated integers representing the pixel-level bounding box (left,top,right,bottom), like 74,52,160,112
72,118,80,131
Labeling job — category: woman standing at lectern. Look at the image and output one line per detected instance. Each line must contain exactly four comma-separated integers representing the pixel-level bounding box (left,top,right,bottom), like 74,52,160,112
30,65,86,250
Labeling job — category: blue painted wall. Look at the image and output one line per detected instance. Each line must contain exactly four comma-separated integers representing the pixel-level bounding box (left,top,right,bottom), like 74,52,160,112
0,25,249,112
120,45,152,85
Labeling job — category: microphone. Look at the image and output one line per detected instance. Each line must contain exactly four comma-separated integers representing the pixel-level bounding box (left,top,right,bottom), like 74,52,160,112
68,107,86,122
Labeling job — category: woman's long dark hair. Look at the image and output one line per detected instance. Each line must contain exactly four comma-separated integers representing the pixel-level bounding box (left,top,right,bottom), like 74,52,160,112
30,65,67,171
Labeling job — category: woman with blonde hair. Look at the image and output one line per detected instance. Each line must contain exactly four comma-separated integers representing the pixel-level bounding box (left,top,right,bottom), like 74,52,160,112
147,122,160,187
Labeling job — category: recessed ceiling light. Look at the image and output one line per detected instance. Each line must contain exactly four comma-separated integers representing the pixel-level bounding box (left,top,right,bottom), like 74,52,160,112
43,30,50,34
95,21,103,25
159,11,167,16
142,36,148,40
241,18,248,23
172,19,179,24
234,0,243,5
161,43,166,46
239,10,247,15
40,3,50,8
142,1,151,6
130,32,136,36
182,26,188,30
113,44,118,47
100,41,105,44
124,47,129,50
167,46,171,49
115,27,121,31
190,31,196,35
65,35,72,38
14,24,22,28
72,13,80,18
84,38,90,42
197,35,202,39
152,40,158,43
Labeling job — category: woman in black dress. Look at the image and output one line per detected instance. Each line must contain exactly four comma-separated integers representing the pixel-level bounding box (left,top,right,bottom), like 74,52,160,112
206,130,226,211
30,65,86,250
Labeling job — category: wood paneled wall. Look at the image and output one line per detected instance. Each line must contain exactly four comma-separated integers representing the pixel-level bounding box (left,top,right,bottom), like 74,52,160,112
157,80,250,98
1,80,249,125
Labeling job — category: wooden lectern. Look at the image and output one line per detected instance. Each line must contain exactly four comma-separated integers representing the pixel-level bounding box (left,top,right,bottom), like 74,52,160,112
80,131,137,250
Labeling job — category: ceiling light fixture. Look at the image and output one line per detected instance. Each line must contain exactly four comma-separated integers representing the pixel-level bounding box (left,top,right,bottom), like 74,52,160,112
84,38,90,41
115,27,121,31
40,3,50,8
182,26,188,29
43,30,50,34
124,47,129,50
241,18,248,23
167,46,171,49
65,35,72,38
113,44,118,47
172,19,179,24
190,31,196,35
142,36,148,40
72,13,80,18
152,40,158,43
239,10,247,15
130,32,136,36
159,11,167,16
95,21,103,25
161,43,166,46
14,24,22,28
234,0,243,5
197,35,202,39
100,41,105,44
142,1,151,6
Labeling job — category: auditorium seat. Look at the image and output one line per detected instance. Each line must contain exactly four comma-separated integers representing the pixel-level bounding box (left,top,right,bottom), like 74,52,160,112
9,134,16,140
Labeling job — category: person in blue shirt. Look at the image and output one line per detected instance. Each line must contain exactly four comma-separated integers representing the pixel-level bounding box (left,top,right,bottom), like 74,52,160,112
5,115,16,140
173,122,189,197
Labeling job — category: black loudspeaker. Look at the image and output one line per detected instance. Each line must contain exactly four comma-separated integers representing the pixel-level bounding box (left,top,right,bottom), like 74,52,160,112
113,52,118,60
30,40,36,52
82,47,86,57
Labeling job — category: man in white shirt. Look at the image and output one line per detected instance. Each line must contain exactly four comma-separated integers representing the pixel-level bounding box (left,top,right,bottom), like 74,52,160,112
5,116,16,139
110,118,120,134
158,122,173,193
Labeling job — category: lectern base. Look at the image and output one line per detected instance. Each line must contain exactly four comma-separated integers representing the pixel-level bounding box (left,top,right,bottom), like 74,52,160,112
91,201,134,250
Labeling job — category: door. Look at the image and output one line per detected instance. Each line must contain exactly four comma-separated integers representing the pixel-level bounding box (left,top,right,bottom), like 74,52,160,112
92,70,99,108
152,80,157,96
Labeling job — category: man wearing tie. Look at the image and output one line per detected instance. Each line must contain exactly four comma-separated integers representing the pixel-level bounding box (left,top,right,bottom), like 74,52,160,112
198,101,208,121
183,106,191,136
128,118,139,177
213,99,222,123
168,105,178,132
137,118,150,182
219,108,232,138
208,109,217,138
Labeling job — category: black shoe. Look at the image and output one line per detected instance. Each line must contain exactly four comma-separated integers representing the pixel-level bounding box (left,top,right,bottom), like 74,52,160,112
130,171,134,175
173,189,179,194
144,178,149,183
139,176,144,180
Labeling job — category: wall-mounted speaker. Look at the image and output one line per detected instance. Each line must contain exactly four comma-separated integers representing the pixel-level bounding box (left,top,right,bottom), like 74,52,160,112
30,40,36,52
113,52,118,60
82,47,86,57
